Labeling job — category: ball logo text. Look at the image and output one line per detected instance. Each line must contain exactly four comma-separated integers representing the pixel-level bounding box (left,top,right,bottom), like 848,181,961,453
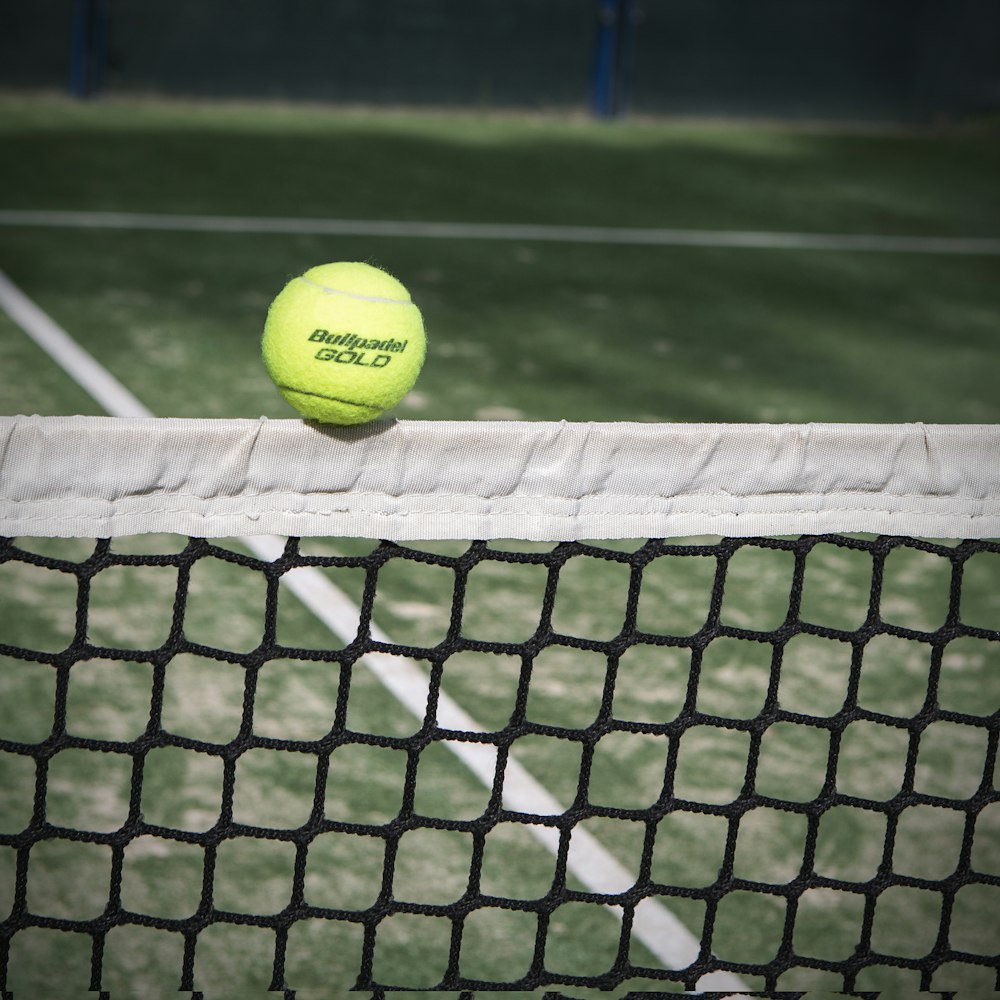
309,328,409,368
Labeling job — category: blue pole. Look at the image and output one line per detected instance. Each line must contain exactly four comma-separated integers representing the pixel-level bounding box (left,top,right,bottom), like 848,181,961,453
69,0,91,98
68,0,108,99
592,0,619,118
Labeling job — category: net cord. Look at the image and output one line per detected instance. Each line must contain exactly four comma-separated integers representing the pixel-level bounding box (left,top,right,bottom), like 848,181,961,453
2,415,999,542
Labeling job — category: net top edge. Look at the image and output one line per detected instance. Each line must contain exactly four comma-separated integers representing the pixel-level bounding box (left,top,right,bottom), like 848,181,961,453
2,416,998,540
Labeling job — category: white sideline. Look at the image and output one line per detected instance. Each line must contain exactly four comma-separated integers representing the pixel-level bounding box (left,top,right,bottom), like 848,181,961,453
2,208,1000,255
0,270,150,419
0,270,747,992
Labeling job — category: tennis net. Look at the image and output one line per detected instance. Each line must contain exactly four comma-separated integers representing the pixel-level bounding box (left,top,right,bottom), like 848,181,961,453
1,416,998,996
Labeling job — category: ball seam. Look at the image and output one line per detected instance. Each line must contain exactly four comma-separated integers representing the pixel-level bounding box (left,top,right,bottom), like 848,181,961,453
298,275,415,306
276,384,383,413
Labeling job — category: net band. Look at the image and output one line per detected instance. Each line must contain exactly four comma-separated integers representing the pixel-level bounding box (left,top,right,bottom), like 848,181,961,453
2,415,998,540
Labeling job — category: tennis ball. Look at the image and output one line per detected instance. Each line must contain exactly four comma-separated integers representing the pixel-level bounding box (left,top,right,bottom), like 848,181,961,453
262,261,426,425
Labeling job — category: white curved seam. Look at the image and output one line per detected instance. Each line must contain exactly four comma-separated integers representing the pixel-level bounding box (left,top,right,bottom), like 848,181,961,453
298,274,415,306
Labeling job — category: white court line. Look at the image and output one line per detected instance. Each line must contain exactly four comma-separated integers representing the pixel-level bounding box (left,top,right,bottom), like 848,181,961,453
2,207,1000,255
0,269,746,992
0,270,150,419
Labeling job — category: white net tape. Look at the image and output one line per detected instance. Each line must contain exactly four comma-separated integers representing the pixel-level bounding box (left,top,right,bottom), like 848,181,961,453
1,416,998,541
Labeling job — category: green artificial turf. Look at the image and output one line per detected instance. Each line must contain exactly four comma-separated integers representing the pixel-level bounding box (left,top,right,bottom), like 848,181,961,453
1,97,999,426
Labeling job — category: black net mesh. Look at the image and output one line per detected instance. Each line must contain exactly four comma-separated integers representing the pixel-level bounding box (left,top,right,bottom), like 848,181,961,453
0,533,998,996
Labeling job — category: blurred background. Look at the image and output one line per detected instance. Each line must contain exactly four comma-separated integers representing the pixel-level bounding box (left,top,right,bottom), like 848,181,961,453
3,0,1000,123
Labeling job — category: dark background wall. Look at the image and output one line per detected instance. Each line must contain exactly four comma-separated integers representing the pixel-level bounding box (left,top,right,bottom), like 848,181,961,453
2,0,998,123
628,0,1000,122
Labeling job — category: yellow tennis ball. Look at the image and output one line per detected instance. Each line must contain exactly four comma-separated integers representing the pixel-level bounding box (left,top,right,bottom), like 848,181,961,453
262,261,426,425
